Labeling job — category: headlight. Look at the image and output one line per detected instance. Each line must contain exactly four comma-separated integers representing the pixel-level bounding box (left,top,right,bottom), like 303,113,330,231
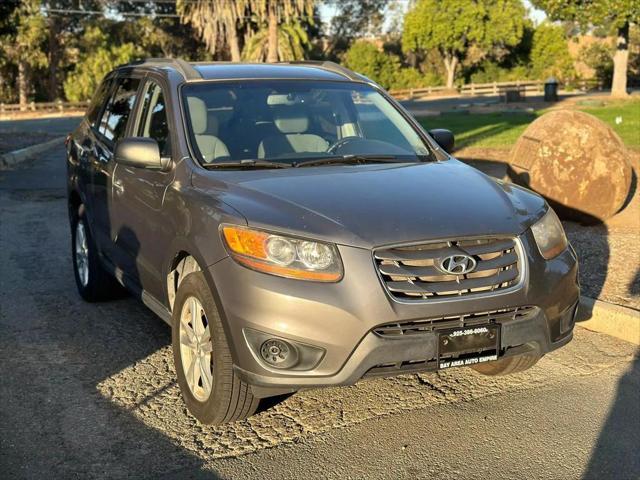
531,207,568,259
221,225,343,282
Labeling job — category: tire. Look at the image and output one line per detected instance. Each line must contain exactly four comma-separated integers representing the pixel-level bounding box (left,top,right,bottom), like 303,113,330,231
471,353,540,376
172,272,259,425
71,205,122,302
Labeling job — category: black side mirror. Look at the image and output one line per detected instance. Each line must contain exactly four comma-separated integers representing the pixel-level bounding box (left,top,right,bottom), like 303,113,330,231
428,129,454,154
115,137,169,171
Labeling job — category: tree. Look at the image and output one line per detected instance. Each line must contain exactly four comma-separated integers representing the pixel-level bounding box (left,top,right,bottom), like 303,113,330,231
246,0,314,62
63,26,139,101
342,41,399,88
0,0,48,108
402,0,526,88
531,0,640,96
530,23,576,82
323,0,389,58
580,41,615,86
242,21,309,61
177,0,245,61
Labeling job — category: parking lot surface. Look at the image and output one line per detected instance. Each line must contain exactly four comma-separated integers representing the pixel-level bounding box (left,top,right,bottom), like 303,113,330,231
0,147,638,479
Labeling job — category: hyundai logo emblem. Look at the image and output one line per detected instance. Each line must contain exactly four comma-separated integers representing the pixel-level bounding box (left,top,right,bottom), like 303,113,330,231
438,254,477,275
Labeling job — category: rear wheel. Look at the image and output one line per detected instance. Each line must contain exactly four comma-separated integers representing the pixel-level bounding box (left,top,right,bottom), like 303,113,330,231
471,353,540,376
172,272,259,424
71,206,122,302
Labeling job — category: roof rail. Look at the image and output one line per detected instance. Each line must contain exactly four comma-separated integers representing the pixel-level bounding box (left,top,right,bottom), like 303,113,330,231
122,58,202,80
283,61,362,81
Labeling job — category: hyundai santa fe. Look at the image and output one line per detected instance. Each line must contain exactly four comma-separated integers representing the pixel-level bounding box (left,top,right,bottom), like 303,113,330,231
66,59,579,424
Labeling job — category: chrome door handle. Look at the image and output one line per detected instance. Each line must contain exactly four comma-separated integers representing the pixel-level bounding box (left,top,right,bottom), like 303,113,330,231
113,179,125,196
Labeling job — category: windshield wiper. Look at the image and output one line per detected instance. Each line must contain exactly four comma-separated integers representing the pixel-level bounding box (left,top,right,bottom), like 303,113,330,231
294,154,407,168
203,159,291,169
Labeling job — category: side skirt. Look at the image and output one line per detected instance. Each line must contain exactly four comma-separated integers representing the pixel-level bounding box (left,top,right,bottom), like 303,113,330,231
141,290,172,326
99,252,173,326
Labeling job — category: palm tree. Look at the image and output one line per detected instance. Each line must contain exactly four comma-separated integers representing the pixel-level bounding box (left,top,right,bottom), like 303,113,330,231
246,0,314,62
242,21,309,61
176,0,246,61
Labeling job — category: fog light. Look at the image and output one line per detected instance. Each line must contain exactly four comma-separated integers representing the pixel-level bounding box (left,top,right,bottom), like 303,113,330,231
244,328,325,371
260,339,299,369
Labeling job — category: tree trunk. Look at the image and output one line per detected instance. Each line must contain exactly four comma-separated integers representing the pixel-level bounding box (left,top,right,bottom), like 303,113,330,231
443,54,458,89
267,5,278,63
228,25,241,62
48,18,60,100
18,61,28,111
611,22,629,97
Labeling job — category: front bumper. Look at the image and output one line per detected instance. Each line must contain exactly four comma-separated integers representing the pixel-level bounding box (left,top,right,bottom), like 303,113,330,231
206,230,579,398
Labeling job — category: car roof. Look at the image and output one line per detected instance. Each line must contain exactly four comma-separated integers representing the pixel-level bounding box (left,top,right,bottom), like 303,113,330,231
118,58,367,84
193,63,350,81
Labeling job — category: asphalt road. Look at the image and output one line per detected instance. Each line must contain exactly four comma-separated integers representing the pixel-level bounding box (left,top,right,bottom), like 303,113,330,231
1,147,639,479
0,115,82,136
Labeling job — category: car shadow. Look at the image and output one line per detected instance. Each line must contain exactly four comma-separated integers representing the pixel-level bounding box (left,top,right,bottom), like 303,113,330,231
582,353,640,479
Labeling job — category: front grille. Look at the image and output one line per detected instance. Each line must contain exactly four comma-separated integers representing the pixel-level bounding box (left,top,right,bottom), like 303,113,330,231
374,237,522,301
373,306,537,337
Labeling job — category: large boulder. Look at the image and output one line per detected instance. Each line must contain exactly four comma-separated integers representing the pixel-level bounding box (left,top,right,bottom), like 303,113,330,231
508,110,632,221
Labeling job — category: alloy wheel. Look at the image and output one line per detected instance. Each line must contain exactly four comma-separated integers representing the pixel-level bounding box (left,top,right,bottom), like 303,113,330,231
75,221,89,287
179,296,214,401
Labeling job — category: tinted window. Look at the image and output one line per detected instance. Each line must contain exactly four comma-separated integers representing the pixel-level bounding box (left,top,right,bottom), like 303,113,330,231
137,81,171,156
99,77,140,142
86,78,113,127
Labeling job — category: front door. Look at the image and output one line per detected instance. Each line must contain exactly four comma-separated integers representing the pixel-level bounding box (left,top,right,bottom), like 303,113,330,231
111,78,176,301
89,76,142,259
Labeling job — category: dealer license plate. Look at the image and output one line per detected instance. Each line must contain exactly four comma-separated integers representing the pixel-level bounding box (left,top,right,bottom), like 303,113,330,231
438,325,500,370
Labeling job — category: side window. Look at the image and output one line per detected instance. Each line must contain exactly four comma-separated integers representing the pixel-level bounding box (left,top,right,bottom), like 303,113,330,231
137,81,171,156
99,77,140,143
86,79,113,127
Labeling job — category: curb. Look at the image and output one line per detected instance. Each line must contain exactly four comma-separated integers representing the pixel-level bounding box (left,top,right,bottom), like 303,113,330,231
0,136,65,169
576,296,640,345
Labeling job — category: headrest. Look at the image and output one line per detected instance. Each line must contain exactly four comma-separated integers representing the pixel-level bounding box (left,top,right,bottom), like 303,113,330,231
273,106,309,134
187,96,207,135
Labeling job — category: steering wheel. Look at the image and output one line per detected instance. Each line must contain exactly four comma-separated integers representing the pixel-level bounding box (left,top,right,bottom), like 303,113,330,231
327,136,361,154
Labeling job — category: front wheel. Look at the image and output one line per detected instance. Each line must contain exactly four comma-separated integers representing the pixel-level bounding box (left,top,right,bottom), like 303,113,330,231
470,353,540,376
172,272,259,424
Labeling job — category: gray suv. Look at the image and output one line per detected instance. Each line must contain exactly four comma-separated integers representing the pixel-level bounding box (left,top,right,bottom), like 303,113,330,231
66,59,579,424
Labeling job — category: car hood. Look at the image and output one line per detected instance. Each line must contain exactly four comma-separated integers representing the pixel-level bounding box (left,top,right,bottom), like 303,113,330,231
193,159,546,249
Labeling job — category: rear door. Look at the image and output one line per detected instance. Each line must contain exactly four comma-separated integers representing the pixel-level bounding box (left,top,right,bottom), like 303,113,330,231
110,76,177,301
88,75,142,258
72,76,114,226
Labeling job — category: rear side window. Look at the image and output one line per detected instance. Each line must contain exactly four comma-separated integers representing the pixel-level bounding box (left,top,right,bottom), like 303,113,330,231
137,81,171,156
99,77,140,142
86,79,113,127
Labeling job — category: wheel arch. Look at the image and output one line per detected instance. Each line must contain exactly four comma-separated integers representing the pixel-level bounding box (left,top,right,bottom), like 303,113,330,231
163,240,240,364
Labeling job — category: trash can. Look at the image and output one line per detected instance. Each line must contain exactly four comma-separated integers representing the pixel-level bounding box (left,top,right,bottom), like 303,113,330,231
544,77,558,102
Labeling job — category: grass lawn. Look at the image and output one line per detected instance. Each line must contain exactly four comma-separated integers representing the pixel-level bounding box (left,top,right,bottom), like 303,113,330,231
417,98,640,150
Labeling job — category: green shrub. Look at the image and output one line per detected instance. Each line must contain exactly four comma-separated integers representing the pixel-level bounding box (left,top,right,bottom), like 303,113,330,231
530,23,576,82
343,41,444,90
579,42,614,85
390,68,443,89
469,61,531,83
342,41,399,89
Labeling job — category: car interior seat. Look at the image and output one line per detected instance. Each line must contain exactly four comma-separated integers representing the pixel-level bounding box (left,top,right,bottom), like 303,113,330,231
258,104,329,159
186,96,230,162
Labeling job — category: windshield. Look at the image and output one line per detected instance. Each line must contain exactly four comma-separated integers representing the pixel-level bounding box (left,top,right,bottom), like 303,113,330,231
181,80,432,166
